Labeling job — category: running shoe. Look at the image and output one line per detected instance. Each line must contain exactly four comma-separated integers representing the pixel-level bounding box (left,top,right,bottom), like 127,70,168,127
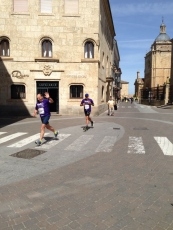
54,130,59,138
35,139,42,146
83,126,88,131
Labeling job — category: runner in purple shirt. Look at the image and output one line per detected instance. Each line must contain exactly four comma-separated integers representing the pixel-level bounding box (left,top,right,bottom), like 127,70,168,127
80,93,94,130
33,92,58,146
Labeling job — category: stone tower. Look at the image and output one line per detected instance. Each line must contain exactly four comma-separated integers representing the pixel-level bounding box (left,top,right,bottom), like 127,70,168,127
144,20,172,88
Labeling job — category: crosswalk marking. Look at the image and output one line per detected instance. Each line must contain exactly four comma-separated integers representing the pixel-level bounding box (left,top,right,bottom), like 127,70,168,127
8,133,49,148
37,134,71,149
128,137,145,154
154,137,173,156
0,132,27,144
65,135,93,151
95,136,117,152
0,132,7,136
1,131,173,157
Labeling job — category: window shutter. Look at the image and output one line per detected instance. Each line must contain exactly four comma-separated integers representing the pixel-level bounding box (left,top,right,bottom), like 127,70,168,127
13,0,28,12
40,0,52,13
65,0,79,14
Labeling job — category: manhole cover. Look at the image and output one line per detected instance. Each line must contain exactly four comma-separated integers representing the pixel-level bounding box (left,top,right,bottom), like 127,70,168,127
10,148,46,159
133,127,149,130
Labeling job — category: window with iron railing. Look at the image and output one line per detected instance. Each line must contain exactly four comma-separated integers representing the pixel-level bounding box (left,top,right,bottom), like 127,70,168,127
11,85,26,99
70,85,83,98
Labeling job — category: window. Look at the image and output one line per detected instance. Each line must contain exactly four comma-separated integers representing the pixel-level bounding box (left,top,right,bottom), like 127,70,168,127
13,0,28,12
0,39,9,56
84,42,94,58
42,40,52,57
11,85,26,99
70,85,83,98
40,0,52,13
65,0,79,14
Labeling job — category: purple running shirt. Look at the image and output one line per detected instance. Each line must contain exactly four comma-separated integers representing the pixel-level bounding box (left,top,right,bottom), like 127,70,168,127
35,98,50,117
80,98,94,112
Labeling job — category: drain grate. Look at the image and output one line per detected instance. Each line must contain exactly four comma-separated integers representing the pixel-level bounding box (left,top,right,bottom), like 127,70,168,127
113,128,120,130
10,148,46,159
133,127,149,130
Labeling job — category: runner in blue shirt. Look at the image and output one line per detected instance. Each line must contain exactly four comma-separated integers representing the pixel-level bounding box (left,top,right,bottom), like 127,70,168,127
80,93,94,130
33,92,58,146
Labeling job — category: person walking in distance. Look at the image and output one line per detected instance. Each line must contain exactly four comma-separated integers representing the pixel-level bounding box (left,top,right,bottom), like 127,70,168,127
80,93,94,131
107,96,115,116
33,92,58,146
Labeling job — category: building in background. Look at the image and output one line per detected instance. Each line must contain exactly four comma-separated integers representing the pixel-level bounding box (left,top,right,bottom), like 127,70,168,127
144,21,171,89
0,0,119,115
134,71,144,101
120,80,129,100
139,20,172,106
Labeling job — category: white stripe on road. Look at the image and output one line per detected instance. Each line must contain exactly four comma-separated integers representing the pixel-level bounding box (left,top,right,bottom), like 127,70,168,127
128,137,145,154
37,134,71,149
95,136,117,153
8,133,49,148
0,132,7,135
128,106,131,108
65,135,93,151
154,137,173,156
0,132,27,144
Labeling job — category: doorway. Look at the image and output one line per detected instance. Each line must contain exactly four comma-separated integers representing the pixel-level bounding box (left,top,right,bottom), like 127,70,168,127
36,81,59,113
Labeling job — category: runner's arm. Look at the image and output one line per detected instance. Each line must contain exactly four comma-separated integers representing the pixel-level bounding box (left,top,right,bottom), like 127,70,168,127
44,92,54,103
33,109,38,117
48,97,54,103
80,100,84,106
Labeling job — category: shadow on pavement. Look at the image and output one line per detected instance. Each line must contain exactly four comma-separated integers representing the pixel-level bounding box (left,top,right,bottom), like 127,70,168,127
0,56,31,128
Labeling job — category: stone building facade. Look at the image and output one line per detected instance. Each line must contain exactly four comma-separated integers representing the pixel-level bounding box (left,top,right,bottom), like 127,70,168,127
144,21,172,89
0,0,117,116
120,80,129,99
134,71,144,100
112,39,121,100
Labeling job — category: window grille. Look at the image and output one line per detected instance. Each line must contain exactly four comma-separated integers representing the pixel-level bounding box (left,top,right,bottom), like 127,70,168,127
70,85,83,98
11,85,26,99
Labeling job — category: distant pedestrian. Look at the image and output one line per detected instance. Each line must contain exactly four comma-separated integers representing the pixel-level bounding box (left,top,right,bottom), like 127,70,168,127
131,97,133,104
33,92,58,146
107,96,115,116
80,93,94,130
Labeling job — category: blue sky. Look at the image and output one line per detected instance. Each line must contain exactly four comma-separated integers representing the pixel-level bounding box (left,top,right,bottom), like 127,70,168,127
109,0,173,95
